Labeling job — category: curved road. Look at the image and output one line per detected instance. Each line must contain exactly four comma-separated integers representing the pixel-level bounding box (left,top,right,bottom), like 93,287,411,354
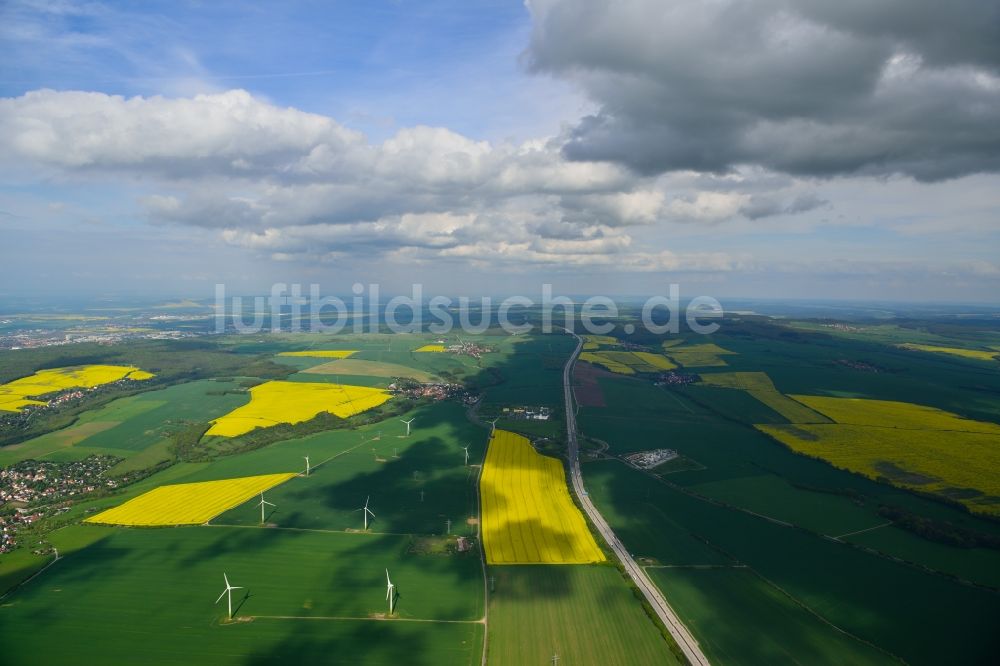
562,330,711,666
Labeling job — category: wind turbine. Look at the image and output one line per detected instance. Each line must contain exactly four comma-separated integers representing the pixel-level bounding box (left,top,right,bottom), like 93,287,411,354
462,445,470,466
215,573,243,620
303,455,310,477
400,418,415,437
489,417,499,434
257,492,275,524
385,568,396,615
356,496,375,530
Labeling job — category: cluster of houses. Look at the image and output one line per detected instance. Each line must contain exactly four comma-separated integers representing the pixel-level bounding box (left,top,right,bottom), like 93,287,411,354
654,371,700,386
0,456,121,552
501,406,552,421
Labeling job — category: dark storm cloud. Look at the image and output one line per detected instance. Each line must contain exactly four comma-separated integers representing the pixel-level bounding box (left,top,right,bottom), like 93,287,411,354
526,0,1000,180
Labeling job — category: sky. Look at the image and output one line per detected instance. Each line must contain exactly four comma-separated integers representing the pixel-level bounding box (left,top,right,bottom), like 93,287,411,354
1,0,998,303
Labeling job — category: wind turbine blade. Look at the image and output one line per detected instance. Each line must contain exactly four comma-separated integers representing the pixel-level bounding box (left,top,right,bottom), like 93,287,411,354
216,589,228,604
224,573,230,587
231,586,243,590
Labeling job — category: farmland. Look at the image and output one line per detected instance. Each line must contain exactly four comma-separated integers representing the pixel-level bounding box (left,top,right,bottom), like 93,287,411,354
646,567,893,665
898,343,999,362
211,401,485,537
581,334,617,350
0,379,250,467
579,350,675,375
415,344,447,352
277,350,358,358
481,430,603,564
486,565,678,665
0,364,154,412
0,527,484,665
757,396,1000,515
302,358,440,382
697,371,830,423
3,317,1000,664
574,317,1000,664
85,473,297,525
206,380,392,437
661,341,736,367
581,459,1000,665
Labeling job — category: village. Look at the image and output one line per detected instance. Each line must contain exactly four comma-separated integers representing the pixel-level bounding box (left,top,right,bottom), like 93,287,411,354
0,456,122,553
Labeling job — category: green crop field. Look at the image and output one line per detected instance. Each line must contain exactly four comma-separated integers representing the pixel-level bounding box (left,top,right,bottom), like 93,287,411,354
646,567,893,665
0,527,484,665
696,371,830,423
0,379,249,466
486,564,679,665
479,334,575,407
581,459,1000,666
0,524,114,596
212,402,485,537
302,358,441,382
687,474,883,537
845,524,1000,589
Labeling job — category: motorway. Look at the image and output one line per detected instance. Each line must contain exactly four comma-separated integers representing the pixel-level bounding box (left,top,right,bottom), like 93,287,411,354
561,330,711,666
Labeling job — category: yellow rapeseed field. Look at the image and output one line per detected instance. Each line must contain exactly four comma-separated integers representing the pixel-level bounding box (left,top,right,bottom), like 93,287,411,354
0,365,155,412
578,351,676,374
579,351,634,374
84,473,297,526
662,342,736,367
630,351,677,370
481,430,605,564
581,334,618,347
205,380,391,437
790,395,1000,433
414,344,447,352
277,350,357,358
897,343,999,362
757,397,1000,516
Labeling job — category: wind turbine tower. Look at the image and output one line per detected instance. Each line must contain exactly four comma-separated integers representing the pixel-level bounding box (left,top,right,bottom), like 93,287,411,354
357,496,376,530
257,492,275,524
463,445,470,466
385,569,396,615
303,455,310,477
215,573,243,620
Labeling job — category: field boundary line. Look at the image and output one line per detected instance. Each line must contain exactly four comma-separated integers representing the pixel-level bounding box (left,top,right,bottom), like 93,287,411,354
313,437,380,471
742,567,905,663
662,388,696,414
644,564,748,569
834,522,893,540
251,614,484,624
0,552,60,603
201,523,426,538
